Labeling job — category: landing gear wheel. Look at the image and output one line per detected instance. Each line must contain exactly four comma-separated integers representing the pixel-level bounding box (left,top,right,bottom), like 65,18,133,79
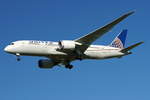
17,57,21,61
68,65,73,69
16,53,21,61
65,64,73,69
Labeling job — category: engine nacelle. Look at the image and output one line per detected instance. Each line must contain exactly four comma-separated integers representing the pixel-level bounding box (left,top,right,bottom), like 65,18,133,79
58,40,76,51
38,59,56,69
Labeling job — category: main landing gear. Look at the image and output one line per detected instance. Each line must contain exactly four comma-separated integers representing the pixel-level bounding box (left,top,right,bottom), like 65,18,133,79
65,64,74,69
16,53,21,61
75,49,83,61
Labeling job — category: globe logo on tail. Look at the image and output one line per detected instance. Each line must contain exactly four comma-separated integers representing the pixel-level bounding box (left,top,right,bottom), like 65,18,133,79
111,37,124,49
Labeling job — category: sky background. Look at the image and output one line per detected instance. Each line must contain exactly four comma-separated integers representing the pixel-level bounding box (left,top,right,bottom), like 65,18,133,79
0,0,150,100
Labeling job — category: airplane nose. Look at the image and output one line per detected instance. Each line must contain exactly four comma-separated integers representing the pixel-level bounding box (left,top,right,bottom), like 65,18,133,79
4,45,16,54
4,46,11,53
4,46,8,52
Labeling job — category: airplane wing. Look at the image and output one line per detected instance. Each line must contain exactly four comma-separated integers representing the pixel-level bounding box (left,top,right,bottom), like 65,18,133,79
75,11,134,53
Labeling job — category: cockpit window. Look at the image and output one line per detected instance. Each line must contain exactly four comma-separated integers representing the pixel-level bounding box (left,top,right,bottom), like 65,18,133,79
10,43,14,45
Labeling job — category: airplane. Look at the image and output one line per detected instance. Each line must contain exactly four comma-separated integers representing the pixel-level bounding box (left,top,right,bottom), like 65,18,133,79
4,11,143,69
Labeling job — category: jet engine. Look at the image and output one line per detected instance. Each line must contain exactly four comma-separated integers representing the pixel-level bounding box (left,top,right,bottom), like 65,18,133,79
38,59,56,69
58,40,76,51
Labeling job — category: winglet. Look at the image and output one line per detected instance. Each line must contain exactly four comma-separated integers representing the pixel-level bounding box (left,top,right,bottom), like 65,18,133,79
125,11,135,16
120,41,144,53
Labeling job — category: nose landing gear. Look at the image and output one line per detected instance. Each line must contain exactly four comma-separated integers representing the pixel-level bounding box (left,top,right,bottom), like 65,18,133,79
16,53,21,61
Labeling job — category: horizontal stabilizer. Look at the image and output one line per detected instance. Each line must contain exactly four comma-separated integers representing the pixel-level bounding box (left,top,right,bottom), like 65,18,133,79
121,41,144,53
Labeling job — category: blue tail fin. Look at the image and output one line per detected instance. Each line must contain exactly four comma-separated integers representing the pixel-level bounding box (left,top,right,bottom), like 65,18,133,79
110,29,127,49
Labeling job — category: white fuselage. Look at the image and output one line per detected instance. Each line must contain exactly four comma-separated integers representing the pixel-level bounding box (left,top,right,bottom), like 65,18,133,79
4,40,125,61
